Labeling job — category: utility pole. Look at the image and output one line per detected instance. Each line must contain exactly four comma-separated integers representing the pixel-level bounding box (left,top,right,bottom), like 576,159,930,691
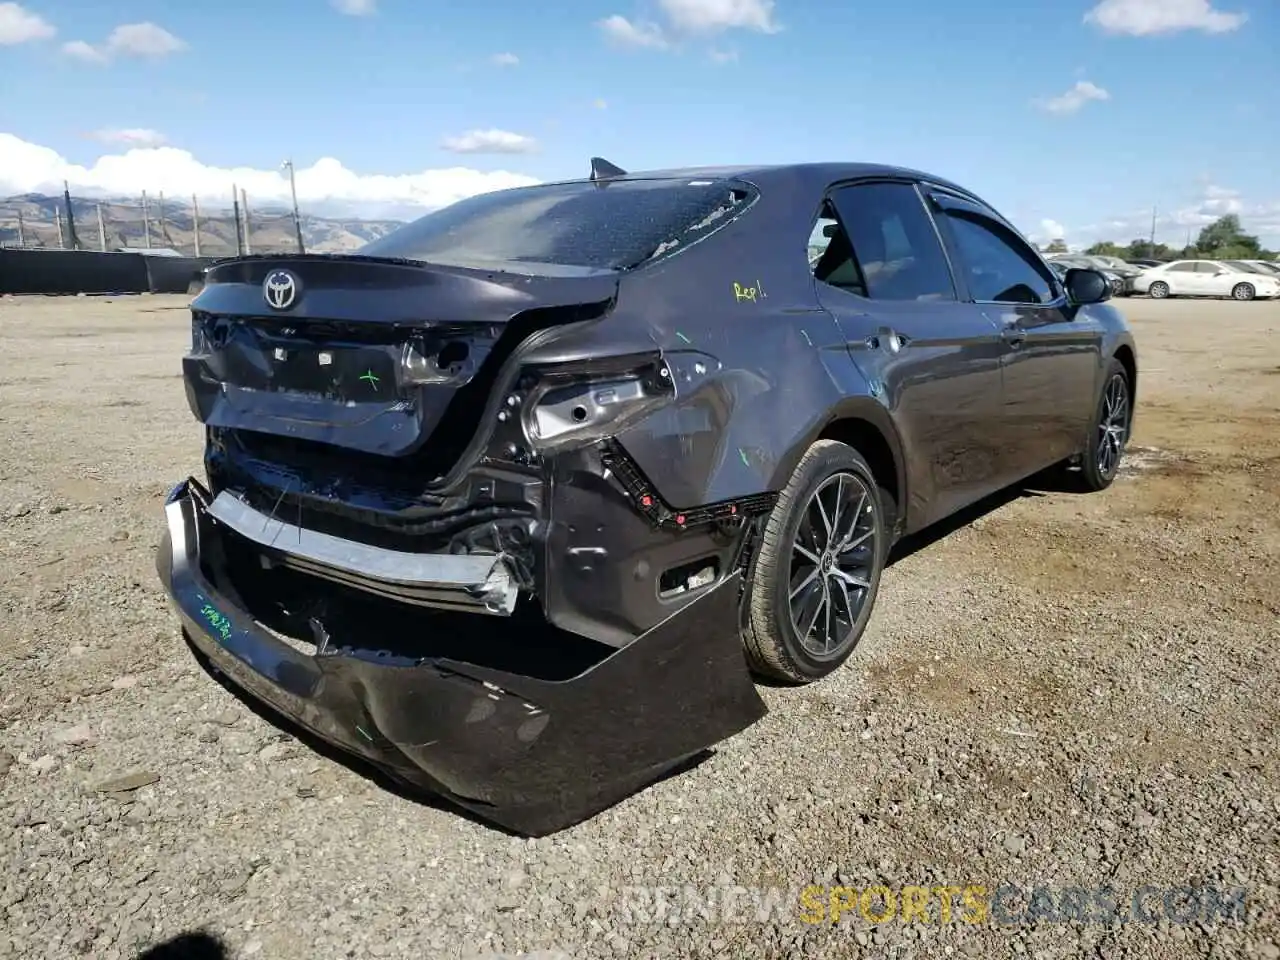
282,159,305,254
192,194,202,257
240,188,252,254
16,210,25,247
232,184,244,256
142,190,152,248
1149,205,1157,248
158,191,167,246
96,203,107,251
56,209,65,248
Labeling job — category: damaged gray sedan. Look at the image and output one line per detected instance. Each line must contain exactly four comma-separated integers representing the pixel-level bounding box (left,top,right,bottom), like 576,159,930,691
157,158,1137,835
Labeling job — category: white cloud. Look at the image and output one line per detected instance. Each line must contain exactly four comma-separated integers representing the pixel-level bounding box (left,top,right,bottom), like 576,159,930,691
658,0,779,34
1084,0,1246,35
593,98,608,110
598,14,670,48
709,46,738,63
1040,219,1066,239
598,0,777,50
332,0,376,14
0,131,540,220
106,22,185,57
490,51,519,66
61,40,106,62
1061,185,1280,248
61,22,187,63
1034,80,1110,115
440,129,538,155
87,128,168,147
0,2,54,44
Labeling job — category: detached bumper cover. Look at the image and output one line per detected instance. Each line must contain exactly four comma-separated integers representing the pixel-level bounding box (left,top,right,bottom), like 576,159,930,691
155,478,768,836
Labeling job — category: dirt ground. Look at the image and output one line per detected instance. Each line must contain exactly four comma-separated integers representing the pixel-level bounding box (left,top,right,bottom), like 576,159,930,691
0,293,1277,960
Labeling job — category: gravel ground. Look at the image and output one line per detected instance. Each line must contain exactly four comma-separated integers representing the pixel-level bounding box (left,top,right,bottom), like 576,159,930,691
1,293,1278,960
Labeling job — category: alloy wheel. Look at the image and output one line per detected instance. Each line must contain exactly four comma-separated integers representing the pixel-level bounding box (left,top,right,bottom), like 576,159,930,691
1149,282,1169,299
1232,283,1254,301
1097,374,1129,477
787,472,878,659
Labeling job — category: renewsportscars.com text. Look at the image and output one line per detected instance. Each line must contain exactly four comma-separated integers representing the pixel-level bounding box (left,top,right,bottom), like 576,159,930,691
606,883,1249,926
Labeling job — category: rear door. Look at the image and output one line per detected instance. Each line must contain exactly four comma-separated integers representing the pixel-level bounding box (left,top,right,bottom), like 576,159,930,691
1162,261,1201,295
926,191,1103,485
1195,260,1234,296
814,180,1007,530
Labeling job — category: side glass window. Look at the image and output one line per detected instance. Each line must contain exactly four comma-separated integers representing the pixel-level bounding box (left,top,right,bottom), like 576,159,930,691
1168,262,1197,272
941,210,1055,304
809,201,867,296
825,183,956,301
1193,261,1220,273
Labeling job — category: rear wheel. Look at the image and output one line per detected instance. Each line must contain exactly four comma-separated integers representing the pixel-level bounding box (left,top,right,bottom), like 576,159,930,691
1148,281,1170,299
1232,282,1255,301
1075,358,1131,492
742,440,887,684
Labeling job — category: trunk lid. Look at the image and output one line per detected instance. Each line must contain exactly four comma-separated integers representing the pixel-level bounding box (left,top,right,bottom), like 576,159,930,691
183,255,618,461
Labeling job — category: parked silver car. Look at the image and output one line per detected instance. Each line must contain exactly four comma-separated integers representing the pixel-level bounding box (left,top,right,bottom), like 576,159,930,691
1132,259,1280,300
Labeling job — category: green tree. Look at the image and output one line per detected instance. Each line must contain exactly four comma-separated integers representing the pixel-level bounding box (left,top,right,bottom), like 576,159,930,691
1195,214,1261,257
1086,241,1123,257
1044,238,1068,254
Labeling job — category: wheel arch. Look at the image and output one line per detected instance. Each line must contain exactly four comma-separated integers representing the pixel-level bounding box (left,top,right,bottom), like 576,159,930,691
1112,342,1137,418
768,399,907,539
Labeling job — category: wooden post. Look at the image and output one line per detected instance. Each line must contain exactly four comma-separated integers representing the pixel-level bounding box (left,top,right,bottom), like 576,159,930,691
192,194,202,257
240,188,252,254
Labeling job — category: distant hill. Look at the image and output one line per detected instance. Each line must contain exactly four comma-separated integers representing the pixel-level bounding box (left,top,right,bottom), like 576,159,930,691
0,193,407,257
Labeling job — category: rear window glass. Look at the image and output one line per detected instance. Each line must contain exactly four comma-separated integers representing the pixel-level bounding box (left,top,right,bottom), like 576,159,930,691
358,178,754,271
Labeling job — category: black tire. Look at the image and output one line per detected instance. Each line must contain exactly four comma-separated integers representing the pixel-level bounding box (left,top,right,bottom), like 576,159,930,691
1231,282,1255,301
1075,358,1131,492
742,440,888,684
1148,281,1170,299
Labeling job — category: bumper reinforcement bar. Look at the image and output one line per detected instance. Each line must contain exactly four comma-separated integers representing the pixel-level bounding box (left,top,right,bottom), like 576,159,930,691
207,489,518,616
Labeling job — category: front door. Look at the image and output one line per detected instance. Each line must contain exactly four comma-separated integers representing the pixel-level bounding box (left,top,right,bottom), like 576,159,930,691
815,180,1007,531
926,192,1103,486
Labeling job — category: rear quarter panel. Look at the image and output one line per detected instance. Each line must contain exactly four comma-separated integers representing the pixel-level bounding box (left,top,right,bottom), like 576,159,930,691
592,185,876,509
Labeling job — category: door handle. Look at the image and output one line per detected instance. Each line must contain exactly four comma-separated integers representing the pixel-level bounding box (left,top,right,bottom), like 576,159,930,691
1001,324,1026,348
865,328,911,353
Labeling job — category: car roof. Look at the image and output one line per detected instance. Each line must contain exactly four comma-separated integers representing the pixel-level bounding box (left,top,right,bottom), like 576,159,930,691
543,161,986,202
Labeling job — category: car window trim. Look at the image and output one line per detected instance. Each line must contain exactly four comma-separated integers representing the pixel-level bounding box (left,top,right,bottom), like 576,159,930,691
925,193,1068,308
805,197,871,298
818,177,963,303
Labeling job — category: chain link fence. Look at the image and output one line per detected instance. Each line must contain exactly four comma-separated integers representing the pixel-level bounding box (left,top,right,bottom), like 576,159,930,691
0,189,306,257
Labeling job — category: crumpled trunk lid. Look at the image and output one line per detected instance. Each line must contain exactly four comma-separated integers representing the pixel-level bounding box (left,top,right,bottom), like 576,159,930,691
183,254,619,464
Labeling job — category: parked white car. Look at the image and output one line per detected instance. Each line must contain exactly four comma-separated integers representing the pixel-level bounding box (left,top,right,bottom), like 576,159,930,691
1238,259,1280,278
1133,259,1280,300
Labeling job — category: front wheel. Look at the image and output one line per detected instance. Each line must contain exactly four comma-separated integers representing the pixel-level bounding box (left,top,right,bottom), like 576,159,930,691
742,440,887,684
1148,281,1170,299
1232,282,1255,301
1075,359,1131,492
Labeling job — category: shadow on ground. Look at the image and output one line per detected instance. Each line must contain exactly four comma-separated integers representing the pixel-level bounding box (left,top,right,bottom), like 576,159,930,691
135,931,227,959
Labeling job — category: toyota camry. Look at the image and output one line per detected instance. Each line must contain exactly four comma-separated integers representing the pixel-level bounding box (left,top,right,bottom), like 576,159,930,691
156,158,1137,835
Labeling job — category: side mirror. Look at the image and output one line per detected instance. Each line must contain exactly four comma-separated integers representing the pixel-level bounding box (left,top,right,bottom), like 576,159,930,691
1064,267,1111,305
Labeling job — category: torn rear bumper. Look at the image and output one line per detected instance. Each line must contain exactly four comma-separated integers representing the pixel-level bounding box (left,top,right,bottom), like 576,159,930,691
155,477,768,836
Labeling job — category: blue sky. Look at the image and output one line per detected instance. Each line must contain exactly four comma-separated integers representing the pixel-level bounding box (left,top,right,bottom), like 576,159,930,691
1,0,1277,247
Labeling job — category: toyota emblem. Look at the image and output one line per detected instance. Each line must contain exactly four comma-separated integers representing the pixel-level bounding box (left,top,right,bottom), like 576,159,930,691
262,269,300,310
